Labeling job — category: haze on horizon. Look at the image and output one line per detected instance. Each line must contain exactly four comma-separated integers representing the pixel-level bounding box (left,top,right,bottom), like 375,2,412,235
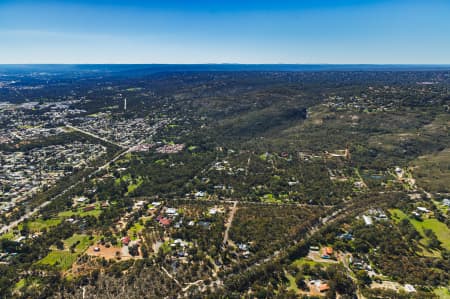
1,0,450,64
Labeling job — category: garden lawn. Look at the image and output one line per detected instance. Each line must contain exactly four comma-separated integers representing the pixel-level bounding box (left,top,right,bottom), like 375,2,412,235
63,234,93,252
36,251,78,270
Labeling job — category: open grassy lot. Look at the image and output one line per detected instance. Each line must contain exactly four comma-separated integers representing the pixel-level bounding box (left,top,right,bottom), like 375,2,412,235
433,199,449,215
58,209,101,217
14,278,26,290
58,207,102,218
285,272,299,293
433,287,450,298
0,232,14,240
63,234,93,252
292,258,328,268
114,173,143,194
115,173,131,185
260,193,283,203
160,241,172,255
127,177,143,194
390,208,410,224
36,234,95,270
390,209,450,251
36,251,78,270
128,221,145,240
416,244,442,258
415,219,450,251
18,218,61,233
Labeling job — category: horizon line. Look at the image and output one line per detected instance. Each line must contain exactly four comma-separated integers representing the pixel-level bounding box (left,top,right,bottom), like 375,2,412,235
2,63,450,66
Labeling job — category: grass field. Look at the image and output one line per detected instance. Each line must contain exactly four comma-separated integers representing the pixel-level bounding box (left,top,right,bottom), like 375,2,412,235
58,202,102,218
14,278,26,290
285,272,299,293
433,199,449,215
18,218,61,233
260,193,283,203
433,287,450,298
0,232,14,240
160,241,172,255
292,258,328,268
36,234,94,270
63,234,93,252
128,221,145,240
114,173,143,194
127,177,143,194
14,278,41,293
417,244,442,258
36,251,78,270
259,152,270,161
390,209,450,251
115,173,131,185
58,207,102,218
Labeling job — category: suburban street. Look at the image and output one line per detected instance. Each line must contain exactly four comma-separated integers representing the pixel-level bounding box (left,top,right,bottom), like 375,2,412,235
65,124,126,149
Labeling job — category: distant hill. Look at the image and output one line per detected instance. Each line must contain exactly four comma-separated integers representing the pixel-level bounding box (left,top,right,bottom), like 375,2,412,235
1,64,450,76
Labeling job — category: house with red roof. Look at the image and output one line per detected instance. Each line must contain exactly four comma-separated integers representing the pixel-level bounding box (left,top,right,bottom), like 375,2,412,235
159,217,171,226
121,236,131,245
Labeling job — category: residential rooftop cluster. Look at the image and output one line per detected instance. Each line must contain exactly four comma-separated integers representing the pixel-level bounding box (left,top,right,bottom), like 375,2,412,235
0,100,84,144
70,113,173,146
0,142,106,215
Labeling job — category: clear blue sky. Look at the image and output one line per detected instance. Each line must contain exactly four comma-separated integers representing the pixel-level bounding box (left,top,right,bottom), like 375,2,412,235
1,0,450,64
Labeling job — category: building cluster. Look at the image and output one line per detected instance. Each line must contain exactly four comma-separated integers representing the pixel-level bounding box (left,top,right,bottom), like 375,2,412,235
323,92,397,113
0,100,84,144
129,143,154,152
0,142,106,214
155,143,185,154
71,113,173,146
361,208,388,226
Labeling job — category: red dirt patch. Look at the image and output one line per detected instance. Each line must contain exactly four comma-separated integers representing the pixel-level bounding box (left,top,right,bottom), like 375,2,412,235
86,244,136,260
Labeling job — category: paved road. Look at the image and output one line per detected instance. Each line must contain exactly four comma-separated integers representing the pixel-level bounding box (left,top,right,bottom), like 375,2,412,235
0,180,88,234
66,125,126,149
1,123,146,235
0,201,50,235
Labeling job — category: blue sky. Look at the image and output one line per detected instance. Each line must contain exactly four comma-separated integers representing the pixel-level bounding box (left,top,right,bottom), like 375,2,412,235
1,0,450,64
